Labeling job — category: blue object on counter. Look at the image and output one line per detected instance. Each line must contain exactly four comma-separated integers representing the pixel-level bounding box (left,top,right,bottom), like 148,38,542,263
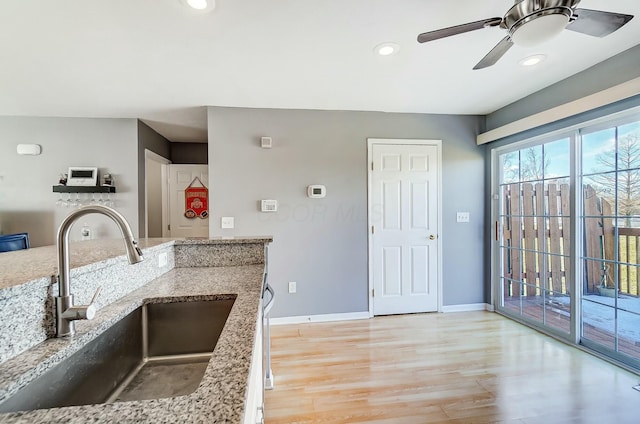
0,233,30,252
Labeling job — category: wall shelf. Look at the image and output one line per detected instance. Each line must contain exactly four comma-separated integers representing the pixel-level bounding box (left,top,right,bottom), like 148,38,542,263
52,185,116,193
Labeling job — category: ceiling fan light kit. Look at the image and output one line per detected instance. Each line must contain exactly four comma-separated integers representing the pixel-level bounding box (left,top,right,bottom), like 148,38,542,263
509,9,571,46
416,0,634,69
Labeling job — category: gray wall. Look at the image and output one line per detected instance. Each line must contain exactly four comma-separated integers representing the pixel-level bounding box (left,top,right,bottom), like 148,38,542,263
208,107,485,318
486,44,640,131
137,121,171,238
0,117,139,246
171,142,208,164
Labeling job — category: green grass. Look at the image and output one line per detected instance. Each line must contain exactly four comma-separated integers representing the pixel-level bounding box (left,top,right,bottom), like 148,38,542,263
618,236,639,296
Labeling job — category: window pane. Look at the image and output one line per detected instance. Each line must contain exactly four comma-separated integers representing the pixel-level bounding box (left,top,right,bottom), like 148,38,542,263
543,290,570,334
617,172,640,220
582,299,616,351
544,138,570,179
582,127,616,175
502,277,522,315
582,258,608,295
616,126,640,172
522,289,543,321
617,308,640,361
618,237,640,296
501,151,520,184
520,145,544,182
582,175,615,211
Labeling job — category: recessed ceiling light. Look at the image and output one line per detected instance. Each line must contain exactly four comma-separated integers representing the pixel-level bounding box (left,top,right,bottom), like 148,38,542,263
180,0,215,11
519,54,547,67
374,42,399,57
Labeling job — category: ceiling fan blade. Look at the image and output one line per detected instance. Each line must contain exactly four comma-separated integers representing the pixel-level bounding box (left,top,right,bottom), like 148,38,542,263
417,17,502,43
567,8,634,37
473,37,514,70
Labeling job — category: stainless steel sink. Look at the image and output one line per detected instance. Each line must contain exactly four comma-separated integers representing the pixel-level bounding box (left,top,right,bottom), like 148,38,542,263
0,297,236,413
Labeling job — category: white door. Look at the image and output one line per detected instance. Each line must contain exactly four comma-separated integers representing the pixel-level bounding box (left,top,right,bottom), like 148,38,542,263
371,143,439,315
168,164,209,238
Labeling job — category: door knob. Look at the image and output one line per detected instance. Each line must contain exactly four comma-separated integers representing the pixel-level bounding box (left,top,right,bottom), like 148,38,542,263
429,234,436,240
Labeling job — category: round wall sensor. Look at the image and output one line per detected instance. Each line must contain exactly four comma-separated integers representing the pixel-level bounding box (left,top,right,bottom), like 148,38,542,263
16,144,42,155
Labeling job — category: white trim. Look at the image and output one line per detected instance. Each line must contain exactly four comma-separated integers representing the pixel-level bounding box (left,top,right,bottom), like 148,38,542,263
477,76,640,145
441,303,492,313
145,149,171,164
270,312,370,326
160,164,170,237
144,149,171,239
366,138,444,317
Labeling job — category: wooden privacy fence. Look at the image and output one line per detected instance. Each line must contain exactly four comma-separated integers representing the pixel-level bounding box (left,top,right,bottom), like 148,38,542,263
502,183,640,298
503,183,570,298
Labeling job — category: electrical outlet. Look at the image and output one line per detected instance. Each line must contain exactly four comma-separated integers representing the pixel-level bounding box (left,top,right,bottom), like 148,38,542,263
288,281,297,293
221,216,234,229
158,252,168,267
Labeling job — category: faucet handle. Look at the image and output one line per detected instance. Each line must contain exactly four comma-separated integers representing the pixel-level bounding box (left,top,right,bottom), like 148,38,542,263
61,286,101,321
84,287,102,320
90,286,102,306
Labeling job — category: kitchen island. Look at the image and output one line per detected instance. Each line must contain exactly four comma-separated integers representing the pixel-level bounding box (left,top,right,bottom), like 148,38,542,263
0,237,271,423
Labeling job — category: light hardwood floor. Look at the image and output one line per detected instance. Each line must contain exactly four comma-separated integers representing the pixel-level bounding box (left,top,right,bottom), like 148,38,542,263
264,311,640,424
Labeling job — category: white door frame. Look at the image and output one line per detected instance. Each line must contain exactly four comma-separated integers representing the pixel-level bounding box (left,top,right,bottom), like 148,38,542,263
144,149,171,238
367,138,443,317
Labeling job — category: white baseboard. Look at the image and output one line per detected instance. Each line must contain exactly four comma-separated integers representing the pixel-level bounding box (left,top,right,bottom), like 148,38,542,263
441,303,492,313
270,305,494,324
270,311,370,326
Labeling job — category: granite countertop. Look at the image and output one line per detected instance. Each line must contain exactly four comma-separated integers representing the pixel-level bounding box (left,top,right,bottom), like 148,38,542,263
174,236,273,245
0,264,265,423
0,238,174,291
0,236,273,291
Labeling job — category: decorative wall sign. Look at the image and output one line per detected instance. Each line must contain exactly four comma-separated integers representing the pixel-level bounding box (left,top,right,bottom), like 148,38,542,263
184,177,209,219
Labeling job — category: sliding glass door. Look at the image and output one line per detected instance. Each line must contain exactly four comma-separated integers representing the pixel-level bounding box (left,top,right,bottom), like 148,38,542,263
493,108,640,370
496,137,572,336
580,120,640,365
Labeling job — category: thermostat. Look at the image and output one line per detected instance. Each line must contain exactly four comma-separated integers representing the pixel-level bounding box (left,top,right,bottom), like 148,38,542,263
307,185,326,198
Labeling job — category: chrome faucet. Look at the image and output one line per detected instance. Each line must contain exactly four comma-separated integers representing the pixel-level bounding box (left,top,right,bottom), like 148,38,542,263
55,205,143,337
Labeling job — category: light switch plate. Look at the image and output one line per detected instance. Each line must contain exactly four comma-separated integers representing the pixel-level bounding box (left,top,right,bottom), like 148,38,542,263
288,281,297,293
158,252,168,268
221,217,234,229
261,199,278,212
456,212,470,223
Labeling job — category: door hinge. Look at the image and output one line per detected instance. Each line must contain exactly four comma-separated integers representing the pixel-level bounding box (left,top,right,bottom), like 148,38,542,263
371,289,375,297
371,225,375,234
371,162,374,171
168,224,171,231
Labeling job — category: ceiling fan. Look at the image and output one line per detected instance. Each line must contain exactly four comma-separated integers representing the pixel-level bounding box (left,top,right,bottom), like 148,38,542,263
417,0,634,70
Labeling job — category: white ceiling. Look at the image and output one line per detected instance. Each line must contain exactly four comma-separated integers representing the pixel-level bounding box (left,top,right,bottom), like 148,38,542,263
1,0,639,142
